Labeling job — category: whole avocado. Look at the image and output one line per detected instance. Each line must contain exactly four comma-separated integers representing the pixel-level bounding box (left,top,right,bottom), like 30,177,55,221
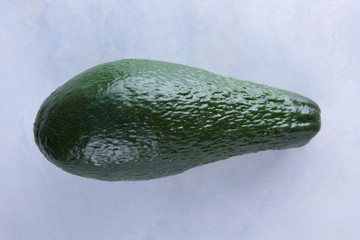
34,59,321,181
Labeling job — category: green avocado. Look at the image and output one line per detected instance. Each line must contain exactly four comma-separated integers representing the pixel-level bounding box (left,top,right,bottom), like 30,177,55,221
34,59,321,181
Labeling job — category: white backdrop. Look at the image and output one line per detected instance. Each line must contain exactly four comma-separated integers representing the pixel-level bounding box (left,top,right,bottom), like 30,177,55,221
1,1,360,239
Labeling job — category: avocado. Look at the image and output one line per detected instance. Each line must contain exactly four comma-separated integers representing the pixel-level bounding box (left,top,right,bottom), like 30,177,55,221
34,59,321,181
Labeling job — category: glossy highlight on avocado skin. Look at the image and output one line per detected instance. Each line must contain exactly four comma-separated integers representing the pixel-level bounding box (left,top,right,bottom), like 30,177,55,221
34,59,321,181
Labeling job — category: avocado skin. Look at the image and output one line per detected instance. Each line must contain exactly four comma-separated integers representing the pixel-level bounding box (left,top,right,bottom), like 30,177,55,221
34,59,321,181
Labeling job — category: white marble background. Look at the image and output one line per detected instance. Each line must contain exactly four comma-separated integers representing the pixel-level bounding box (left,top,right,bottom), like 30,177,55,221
1,0,359,239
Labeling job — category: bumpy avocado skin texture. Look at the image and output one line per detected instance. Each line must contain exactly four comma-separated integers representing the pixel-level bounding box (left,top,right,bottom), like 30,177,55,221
34,59,321,181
